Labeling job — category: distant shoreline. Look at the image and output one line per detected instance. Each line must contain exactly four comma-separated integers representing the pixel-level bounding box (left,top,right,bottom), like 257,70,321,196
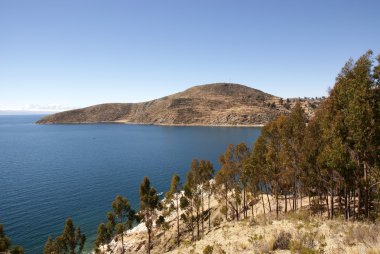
36,121,264,128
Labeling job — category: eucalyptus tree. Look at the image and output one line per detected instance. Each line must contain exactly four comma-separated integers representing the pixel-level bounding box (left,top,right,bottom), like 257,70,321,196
111,194,136,254
234,143,250,218
62,218,86,254
95,223,107,253
0,224,23,254
334,51,380,219
44,218,86,254
199,160,214,231
250,116,290,218
301,112,327,216
312,51,380,219
139,176,159,254
215,144,241,220
281,102,306,210
106,212,116,249
0,224,11,252
185,159,203,239
180,170,195,241
250,128,272,215
165,173,181,246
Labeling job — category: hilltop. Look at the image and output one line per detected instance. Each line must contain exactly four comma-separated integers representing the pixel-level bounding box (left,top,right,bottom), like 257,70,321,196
36,83,322,125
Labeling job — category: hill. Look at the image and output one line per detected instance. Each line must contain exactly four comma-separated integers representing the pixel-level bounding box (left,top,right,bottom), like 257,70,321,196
36,83,322,126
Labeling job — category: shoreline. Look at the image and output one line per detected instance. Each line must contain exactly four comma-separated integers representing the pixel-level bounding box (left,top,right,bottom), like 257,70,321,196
36,121,265,128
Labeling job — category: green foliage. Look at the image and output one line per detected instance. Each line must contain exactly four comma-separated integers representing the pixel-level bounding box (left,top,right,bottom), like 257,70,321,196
215,143,249,220
164,174,181,245
95,223,107,250
212,216,223,227
203,245,213,254
139,176,159,253
0,224,11,252
290,232,318,254
10,246,24,254
44,218,86,254
247,50,380,221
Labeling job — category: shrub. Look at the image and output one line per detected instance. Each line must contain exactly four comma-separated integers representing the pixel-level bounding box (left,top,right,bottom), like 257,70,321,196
273,231,292,250
212,216,223,227
203,245,213,254
220,206,228,217
290,232,317,254
249,234,264,244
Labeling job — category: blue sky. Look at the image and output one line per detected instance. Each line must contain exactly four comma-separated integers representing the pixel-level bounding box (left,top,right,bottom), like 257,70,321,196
1,0,379,111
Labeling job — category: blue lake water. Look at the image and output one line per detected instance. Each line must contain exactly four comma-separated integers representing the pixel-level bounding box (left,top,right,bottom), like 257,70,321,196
0,115,261,253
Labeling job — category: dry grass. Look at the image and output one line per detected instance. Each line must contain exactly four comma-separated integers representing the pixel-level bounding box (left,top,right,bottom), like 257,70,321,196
98,193,380,254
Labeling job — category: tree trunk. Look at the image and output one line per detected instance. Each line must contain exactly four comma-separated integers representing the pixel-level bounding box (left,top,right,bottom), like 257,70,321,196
235,191,239,221
266,192,272,213
208,192,211,231
120,216,124,254
243,186,246,219
325,195,330,219
276,194,279,219
308,194,311,217
225,191,228,221
176,196,180,246
190,199,194,242
293,179,297,211
358,186,362,217
285,194,287,213
261,194,266,216
344,185,348,220
201,190,204,238
353,188,356,220
147,228,151,254
330,181,334,220
364,161,369,218
196,209,200,240
348,189,351,220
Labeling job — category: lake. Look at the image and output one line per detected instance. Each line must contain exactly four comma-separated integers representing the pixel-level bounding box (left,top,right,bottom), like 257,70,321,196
0,115,261,253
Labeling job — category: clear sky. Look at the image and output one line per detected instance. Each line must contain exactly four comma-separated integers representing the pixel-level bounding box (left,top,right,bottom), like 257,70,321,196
1,0,379,111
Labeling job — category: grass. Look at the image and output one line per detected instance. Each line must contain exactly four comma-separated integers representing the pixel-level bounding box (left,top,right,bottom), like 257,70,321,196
344,223,380,246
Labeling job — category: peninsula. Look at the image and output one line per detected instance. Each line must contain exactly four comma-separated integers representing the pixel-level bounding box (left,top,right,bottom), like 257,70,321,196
36,83,321,126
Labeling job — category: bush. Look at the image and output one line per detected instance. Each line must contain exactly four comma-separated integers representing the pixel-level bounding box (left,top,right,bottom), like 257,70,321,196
220,205,227,216
212,216,223,227
203,245,213,254
290,232,318,254
289,239,317,254
273,231,292,250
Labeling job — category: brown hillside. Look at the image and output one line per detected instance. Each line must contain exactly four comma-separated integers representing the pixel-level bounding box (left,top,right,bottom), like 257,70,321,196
36,83,321,126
